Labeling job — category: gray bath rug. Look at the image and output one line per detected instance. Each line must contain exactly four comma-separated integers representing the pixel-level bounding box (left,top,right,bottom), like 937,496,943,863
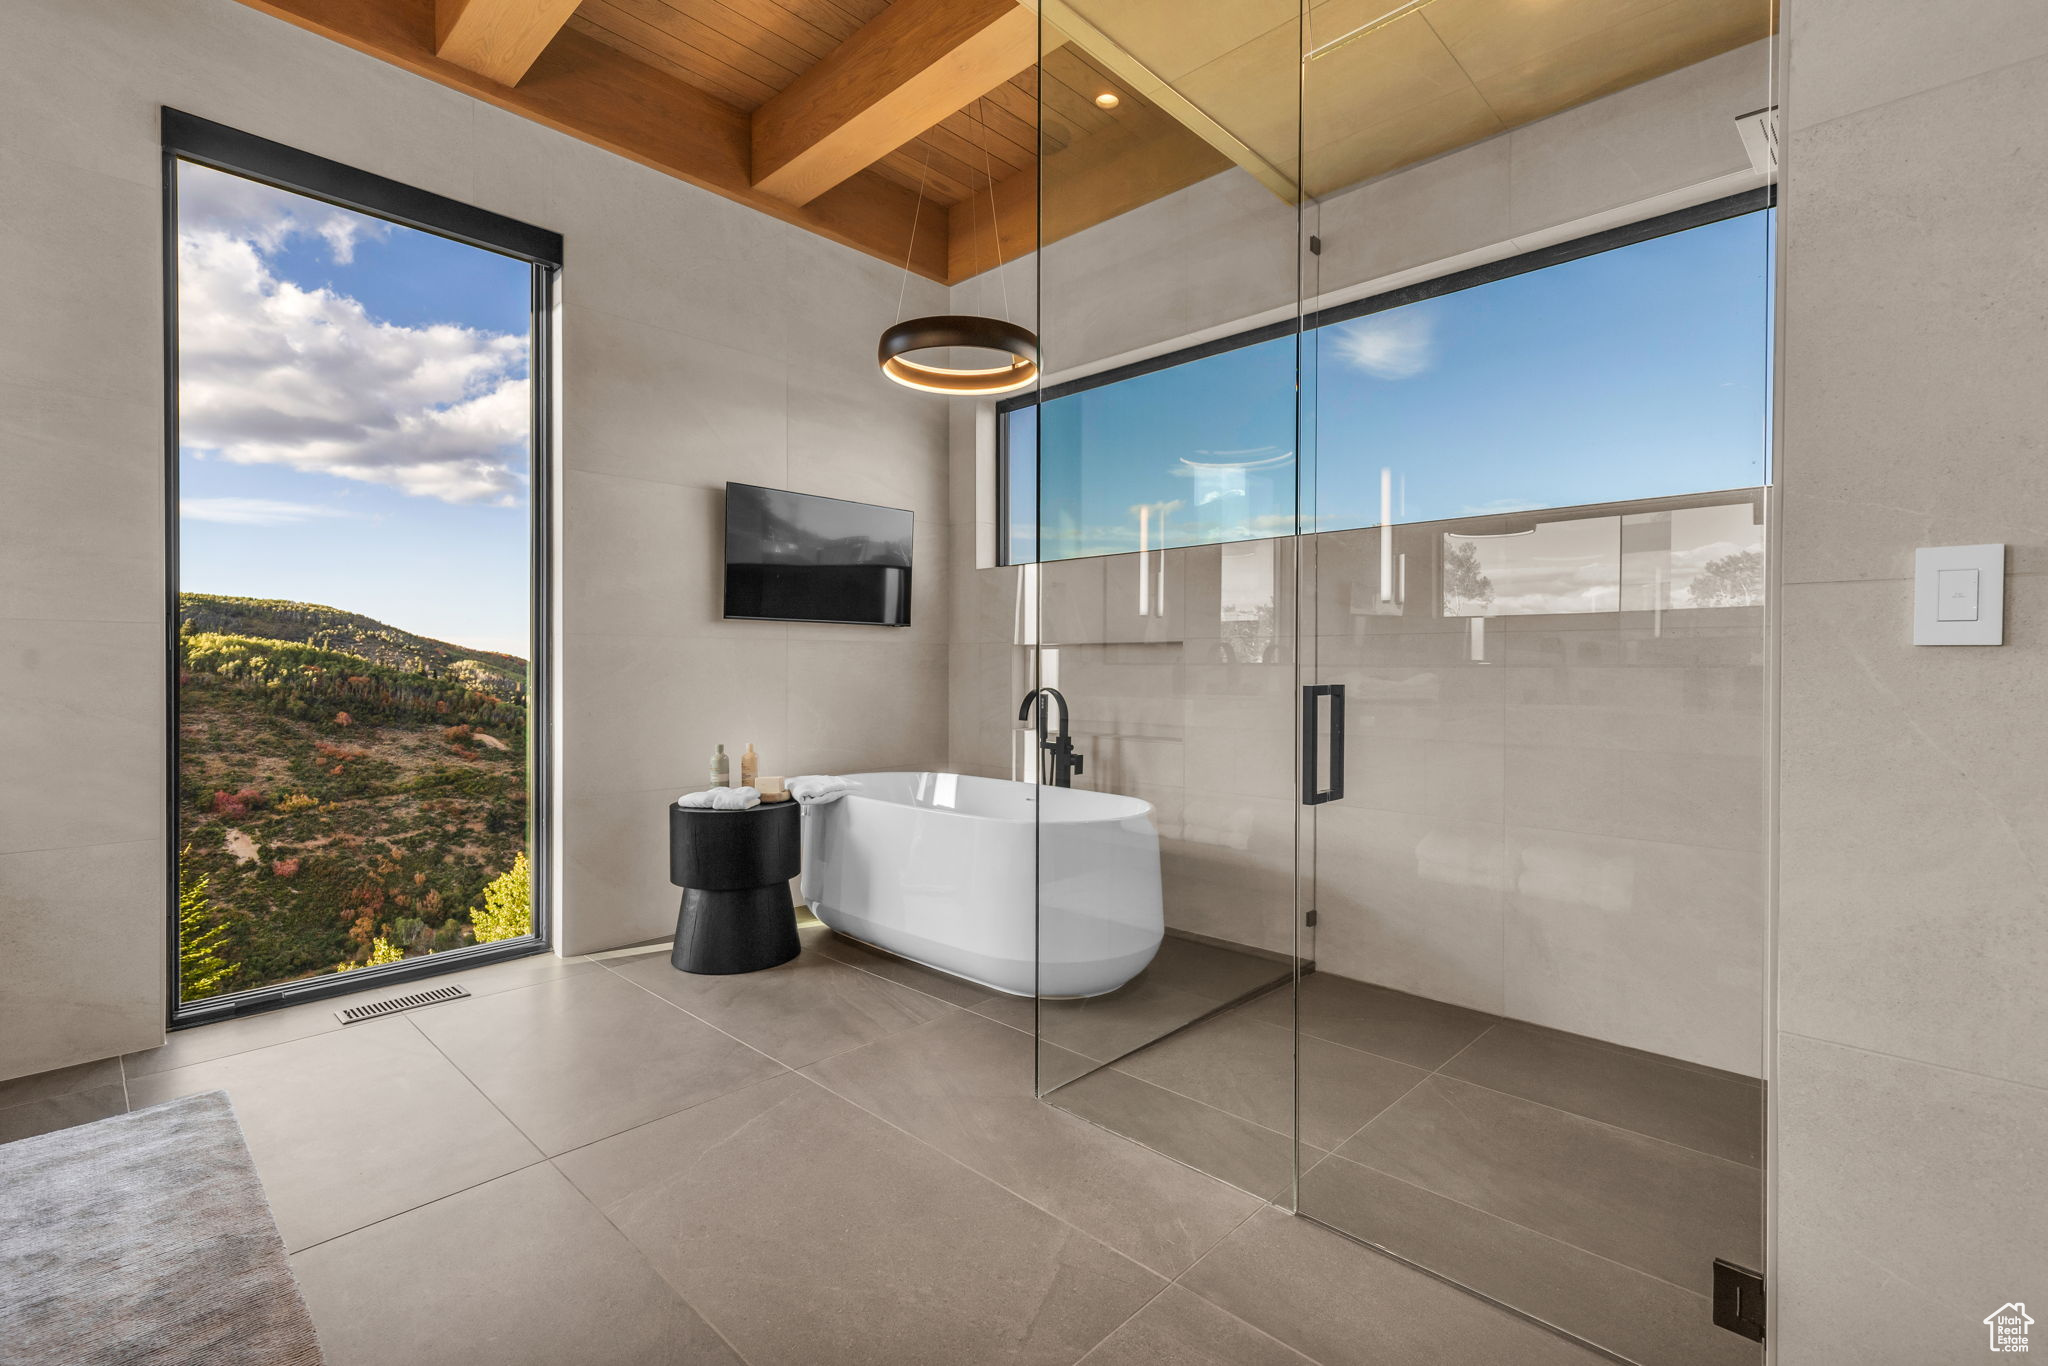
0,1090,322,1365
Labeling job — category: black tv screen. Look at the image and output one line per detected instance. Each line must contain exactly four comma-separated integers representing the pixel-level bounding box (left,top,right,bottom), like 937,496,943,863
723,483,913,627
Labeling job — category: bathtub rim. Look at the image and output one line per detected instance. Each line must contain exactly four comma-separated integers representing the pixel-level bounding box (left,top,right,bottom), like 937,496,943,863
832,770,1157,828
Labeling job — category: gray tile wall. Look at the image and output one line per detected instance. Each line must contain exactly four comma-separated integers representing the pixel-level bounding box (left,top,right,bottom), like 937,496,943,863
1776,1,2048,1356
0,0,952,1079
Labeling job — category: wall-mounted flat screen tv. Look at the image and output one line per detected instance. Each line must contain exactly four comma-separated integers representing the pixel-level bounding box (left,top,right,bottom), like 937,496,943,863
723,483,913,627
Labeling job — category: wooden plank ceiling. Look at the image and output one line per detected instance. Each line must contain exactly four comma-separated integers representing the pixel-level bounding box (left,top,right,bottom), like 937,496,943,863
230,0,1769,284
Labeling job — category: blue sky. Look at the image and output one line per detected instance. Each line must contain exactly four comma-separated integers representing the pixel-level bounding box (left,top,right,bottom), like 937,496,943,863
1024,210,1772,560
177,161,534,657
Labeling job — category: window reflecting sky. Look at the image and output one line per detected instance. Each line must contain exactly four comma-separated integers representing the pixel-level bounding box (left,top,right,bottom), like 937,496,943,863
1016,210,1771,565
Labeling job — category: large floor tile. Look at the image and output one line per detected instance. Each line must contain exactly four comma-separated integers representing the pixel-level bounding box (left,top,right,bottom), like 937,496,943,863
0,1056,122,1107
1010,979,1234,1066
1142,935,1293,1004
125,1002,344,1080
1340,1075,1761,1294
810,926,997,1007
1440,1022,1764,1165
557,1072,1165,1366
396,950,604,1000
1182,1207,1607,1366
127,1018,540,1250
123,951,600,1079
1115,1009,1429,1150
965,990,1037,1034
1048,1064,1313,1201
409,971,785,1155
1300,1155,1758,1366
609,940,954,1068
1238,970,1498,1069
0,1083,126,1144
294,1162,740,1366
1077,1285,1312,1366
806,1013,1261,1276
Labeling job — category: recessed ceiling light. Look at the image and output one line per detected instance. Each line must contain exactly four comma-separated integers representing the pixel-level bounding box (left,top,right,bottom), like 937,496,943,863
1094,92,1120,109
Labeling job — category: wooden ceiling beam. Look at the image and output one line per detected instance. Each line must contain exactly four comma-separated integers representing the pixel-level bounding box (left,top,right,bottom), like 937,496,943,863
222,0,950,279
750,0,1037,206
434,0,581,86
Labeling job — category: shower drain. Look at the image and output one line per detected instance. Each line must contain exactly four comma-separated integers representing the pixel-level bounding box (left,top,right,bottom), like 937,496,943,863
334,982,471,1025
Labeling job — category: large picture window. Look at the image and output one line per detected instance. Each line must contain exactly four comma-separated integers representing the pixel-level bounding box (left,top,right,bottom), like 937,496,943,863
999,193,1772,566
165,113,560,1022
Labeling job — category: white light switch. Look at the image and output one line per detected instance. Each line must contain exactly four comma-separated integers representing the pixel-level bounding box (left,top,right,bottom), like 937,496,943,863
1935,568,1979,621
1915,545,2004,645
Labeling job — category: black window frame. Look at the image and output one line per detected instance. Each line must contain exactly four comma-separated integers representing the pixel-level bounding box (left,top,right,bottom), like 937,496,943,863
995,185,1775,567
162,109,563,1028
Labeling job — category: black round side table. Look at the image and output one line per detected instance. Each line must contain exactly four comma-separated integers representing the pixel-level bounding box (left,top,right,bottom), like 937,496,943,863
667,799,802,974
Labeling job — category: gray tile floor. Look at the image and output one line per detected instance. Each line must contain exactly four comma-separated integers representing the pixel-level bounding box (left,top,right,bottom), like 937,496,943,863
0,928,1625,1366
1047,970,1767,1366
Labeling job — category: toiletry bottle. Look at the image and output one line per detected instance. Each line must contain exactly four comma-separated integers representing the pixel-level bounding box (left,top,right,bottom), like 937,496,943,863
740,743,758,789
710,744,730,787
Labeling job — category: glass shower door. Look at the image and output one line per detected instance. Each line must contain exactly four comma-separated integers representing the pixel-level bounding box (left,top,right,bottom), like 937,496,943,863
1024,0,1311,1201
1292,4,1776,1363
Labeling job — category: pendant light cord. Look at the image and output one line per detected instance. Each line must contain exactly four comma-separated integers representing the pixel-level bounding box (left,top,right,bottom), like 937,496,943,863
971,108,987,307
894,142,935,324
976,96,1014,326
890,95,1019,320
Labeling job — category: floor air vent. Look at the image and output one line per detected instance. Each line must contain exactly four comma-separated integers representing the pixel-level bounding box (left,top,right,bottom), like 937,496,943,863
335,983,470,1024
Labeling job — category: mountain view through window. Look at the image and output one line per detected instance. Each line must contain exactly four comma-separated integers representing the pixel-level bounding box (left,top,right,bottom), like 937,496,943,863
173,160,541,1005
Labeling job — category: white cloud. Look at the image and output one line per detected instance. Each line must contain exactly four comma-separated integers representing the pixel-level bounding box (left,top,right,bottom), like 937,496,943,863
176,164,529,506
1329,312,1434,379
181,497,347,526
178,166,389,264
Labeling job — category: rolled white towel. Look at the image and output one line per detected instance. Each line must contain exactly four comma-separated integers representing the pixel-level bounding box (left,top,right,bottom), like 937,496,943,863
677,786,761,810
788,775,856,806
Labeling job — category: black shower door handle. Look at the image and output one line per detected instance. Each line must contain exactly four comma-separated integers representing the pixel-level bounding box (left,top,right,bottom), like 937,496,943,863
1301,683,1345,806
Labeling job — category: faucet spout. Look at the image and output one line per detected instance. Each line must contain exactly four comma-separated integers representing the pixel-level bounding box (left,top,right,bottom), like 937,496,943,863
1017,688,1083,788
1017,686,1069,732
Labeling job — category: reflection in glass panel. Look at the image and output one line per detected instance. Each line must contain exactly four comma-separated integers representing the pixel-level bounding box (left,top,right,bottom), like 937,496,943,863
1625,502,1766,611
1218,540,1283,664
1033,335,1296,561
1442,496,1765,619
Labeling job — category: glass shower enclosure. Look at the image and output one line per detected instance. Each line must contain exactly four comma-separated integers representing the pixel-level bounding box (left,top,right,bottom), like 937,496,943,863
1014,4,1777,1363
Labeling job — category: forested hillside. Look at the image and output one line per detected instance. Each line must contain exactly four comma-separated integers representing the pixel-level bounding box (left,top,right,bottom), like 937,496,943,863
180,594,527,694
176,594,531,1000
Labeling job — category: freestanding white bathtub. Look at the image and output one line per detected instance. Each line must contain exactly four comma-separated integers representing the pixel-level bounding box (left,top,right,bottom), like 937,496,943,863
799,772,1163,998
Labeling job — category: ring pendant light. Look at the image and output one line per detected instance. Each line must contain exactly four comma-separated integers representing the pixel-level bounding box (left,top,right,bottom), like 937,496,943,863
878,315,1038,395
878,97,1039,397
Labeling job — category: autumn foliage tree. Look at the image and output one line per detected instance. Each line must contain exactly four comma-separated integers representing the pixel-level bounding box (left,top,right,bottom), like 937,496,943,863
176,595,531,992
471,853,531,942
